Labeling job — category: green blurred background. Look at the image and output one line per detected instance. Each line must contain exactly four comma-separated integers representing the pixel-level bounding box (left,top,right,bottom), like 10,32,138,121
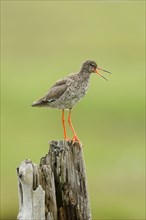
1,1,145,219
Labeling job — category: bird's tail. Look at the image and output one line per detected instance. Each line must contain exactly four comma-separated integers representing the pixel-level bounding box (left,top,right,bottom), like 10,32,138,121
31,100,44,107
31,97,55,107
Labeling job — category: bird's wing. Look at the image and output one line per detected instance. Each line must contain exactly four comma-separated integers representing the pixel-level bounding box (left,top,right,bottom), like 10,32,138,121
32,78,68,106
50,78,68,88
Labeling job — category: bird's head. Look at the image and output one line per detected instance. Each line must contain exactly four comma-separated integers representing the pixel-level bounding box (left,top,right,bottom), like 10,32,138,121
81,60,111,81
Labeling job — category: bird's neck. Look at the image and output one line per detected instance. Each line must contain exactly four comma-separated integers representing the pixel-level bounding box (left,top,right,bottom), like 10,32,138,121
78,69,91,82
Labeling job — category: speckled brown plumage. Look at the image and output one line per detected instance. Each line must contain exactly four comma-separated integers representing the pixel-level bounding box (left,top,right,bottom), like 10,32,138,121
32,60,111,143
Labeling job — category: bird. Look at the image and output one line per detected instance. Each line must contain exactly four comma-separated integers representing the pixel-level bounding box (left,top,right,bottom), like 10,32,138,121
32,60,111,144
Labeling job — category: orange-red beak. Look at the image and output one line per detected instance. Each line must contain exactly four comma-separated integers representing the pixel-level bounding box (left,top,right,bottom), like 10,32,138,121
94,67,111,81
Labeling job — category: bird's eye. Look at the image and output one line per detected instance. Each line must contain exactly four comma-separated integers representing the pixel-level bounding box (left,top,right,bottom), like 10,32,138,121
90,63,95,67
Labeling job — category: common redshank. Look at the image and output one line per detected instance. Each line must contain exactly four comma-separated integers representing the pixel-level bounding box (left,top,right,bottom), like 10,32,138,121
32,60,111,143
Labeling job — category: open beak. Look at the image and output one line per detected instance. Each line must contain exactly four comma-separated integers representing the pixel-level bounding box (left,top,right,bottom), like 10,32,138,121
94,66,111,81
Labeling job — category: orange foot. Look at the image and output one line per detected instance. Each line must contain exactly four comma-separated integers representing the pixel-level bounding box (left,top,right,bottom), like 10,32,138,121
71,135,81,146
64,136,82,147
64,137,71,142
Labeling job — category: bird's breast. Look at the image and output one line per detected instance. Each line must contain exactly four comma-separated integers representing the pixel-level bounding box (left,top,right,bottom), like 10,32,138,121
53,79,90,110
69,79,90,103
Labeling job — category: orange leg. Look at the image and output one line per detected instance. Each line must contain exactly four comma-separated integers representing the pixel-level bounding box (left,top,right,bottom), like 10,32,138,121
62,110,68,140
68,110,80,143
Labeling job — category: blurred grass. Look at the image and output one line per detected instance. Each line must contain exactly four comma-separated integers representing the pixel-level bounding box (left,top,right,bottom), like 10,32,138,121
1,1,145,219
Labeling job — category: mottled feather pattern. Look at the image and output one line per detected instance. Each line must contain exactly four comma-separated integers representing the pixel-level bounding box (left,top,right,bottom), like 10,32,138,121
32,61,96,109
32,72,90,109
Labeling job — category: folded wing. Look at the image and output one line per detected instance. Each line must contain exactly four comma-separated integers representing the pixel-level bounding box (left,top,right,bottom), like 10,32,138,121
32,78,68,107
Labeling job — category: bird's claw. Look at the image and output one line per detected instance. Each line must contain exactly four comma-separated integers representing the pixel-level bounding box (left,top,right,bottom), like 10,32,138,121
71,136,81,145
64,136,81,147
64,137,71,142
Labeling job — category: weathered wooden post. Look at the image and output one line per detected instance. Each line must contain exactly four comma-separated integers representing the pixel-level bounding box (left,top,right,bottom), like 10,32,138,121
17,140,91,220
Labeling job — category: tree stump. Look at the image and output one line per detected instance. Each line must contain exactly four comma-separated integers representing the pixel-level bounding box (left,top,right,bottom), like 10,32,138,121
17,140,91,220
